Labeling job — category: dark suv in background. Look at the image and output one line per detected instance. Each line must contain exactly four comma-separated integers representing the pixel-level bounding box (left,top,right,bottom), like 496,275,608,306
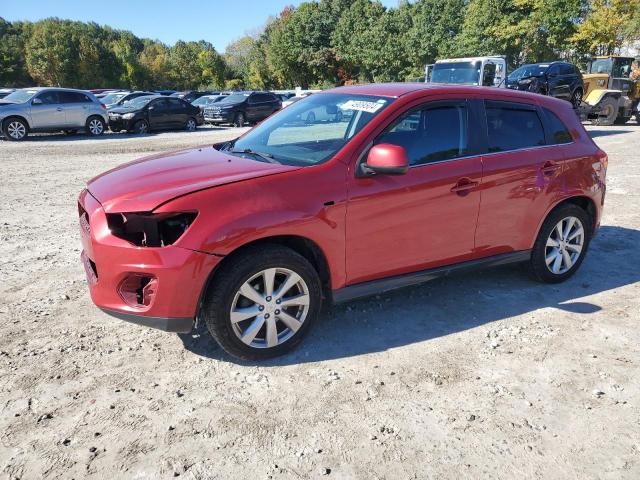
204,91,281,127
507,61,584,108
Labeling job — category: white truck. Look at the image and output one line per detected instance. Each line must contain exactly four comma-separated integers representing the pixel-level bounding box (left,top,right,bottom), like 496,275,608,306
425,56,507,88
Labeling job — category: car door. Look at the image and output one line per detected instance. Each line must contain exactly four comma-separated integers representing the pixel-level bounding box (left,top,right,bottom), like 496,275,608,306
166,98,187,127
545,64,565,98
345,99,484,285
474,99,566,257
147,98,169,129
59,91,93,127
248,93,272,121
29,90,67,129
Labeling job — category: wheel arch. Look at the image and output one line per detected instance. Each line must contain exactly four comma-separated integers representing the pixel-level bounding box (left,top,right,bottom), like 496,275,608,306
534,195,598,245
2,114,31,130
196,234,332,320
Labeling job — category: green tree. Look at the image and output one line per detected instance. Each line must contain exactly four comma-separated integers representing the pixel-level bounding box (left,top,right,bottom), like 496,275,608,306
572,0,640,55
25,18,78,86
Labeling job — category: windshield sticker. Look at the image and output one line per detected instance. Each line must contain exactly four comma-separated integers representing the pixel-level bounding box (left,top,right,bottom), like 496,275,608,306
340,100,385,113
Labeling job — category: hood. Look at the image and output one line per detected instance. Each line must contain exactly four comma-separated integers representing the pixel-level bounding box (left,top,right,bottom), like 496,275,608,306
108,105,140,114
87,146,300,212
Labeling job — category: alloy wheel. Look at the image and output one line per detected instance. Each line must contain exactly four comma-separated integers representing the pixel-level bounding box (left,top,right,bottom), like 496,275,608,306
545,216,584,274
186,119,197,131
7,121,26,140
88,119,104,135
230,267,310,349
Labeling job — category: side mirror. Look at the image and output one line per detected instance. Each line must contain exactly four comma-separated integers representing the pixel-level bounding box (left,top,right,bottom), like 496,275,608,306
148,106,155,111
32,98,43,105
360,144,409,176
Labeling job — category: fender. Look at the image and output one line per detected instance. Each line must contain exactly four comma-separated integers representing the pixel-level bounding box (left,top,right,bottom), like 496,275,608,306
584,89,621,107
155,161,349,289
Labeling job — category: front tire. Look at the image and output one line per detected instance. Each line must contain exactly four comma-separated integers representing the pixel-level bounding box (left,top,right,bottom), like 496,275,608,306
571,88,583,109
86,116,105,136
2,117,29,141
131,119,149,134
233,112,245,128
594,96,619,126
201,245,322,360
529,204,591,283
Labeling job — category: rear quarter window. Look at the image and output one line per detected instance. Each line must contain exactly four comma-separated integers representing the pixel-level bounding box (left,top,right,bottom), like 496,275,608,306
485,100,546,152
543,108,573,144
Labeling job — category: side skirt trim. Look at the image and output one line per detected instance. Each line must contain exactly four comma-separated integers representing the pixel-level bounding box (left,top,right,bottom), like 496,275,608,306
332,250,531,304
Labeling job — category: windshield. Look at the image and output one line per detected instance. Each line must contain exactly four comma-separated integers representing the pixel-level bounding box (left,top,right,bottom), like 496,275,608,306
219,93,250,104
225,93,393,166
509,64,549,81
192,96,210,105
431,61,482,85
590,58,634,77
2,89,38,103
101,92,127,105
124,96,155,108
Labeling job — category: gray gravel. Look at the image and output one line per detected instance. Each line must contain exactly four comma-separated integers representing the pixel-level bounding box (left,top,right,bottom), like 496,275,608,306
0,124,639,479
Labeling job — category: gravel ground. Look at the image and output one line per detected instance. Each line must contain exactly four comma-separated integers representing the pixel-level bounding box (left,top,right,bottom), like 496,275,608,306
0,124,639,480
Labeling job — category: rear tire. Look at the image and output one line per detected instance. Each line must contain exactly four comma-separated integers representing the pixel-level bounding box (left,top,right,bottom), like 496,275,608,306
201,245,322,360
86,116,105,136
185,117,197,131
570,88,583,109
2,117,29,141
529,204,592,283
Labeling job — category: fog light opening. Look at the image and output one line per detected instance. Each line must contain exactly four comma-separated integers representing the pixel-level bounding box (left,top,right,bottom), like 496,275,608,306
118,275,158,308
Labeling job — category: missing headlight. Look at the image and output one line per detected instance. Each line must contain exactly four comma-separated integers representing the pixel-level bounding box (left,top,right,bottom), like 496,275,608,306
107,212,197,247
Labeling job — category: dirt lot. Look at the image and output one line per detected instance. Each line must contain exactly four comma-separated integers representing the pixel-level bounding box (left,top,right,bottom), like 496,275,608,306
1,124,639,480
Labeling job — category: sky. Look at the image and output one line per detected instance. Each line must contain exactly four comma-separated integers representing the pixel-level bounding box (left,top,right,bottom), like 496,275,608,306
1,0,400,52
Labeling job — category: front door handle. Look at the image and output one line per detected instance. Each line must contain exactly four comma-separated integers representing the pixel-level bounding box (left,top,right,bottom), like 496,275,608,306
56,107,63,112
541,161,561,175
451,178,479,194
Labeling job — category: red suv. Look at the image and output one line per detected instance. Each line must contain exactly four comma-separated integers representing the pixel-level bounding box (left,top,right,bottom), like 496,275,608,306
78,84,607,360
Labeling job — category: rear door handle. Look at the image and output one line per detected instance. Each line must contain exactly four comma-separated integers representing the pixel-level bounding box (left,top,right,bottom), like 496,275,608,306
451,178,479,194
541,161,561,175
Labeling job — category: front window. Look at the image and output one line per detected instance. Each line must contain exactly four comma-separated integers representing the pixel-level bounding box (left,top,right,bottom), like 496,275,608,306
101,92,127,105
223,93,393,166
219,93,250,104
2,89,38,104
590,58,613,75
431,61,482,85
192,96,210,105
508,64,549,81
124,96,155,108
612,58,633,78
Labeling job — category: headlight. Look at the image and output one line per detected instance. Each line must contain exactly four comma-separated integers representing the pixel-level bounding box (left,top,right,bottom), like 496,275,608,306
106,212,197,247
122,113,136,119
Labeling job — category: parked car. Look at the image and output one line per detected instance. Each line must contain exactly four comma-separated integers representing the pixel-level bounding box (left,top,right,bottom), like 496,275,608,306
107,95,203,134
0,88,16,99
0,87,107,140
282,96,302,108
171,91,215,103
102,91,155,109
191,94,229,112
79,83,607,360
507,61,584,107
204,91,281,126
153,90,177,96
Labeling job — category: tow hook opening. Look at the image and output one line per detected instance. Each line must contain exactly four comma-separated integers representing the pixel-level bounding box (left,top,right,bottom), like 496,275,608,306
118,274,158,308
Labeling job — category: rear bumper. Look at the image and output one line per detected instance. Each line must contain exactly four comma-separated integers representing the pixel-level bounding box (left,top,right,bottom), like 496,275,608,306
78,189,221,332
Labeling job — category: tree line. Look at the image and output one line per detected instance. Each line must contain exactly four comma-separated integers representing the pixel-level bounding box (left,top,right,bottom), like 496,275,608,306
1,0,638,91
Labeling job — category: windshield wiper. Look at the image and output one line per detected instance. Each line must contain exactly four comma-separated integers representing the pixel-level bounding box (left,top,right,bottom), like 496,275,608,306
230,148,278,164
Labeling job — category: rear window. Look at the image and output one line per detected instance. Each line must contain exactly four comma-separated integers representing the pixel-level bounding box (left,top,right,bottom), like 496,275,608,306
543,108,573,144
485,100,546,152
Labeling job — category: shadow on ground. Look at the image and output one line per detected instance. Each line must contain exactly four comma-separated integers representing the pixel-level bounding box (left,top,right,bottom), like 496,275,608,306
0,125,233,142
179,226,639,366
588,128,636,138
